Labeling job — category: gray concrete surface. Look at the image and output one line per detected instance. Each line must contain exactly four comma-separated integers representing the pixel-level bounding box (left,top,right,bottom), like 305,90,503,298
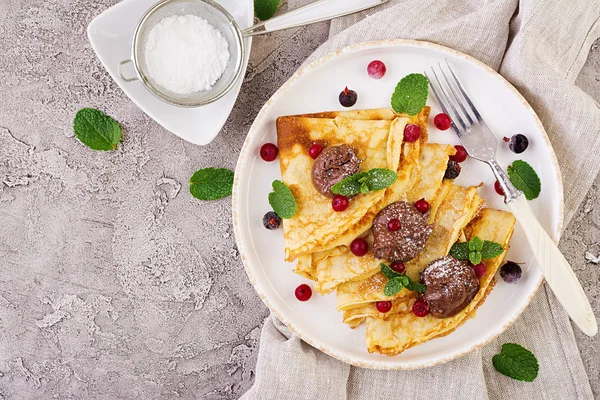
0,0,598,399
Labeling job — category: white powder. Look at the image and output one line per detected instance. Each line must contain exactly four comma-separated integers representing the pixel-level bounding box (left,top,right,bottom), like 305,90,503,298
144,14,230,95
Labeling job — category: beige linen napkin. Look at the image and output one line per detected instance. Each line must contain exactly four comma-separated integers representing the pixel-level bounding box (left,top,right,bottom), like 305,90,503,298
241,0,600,398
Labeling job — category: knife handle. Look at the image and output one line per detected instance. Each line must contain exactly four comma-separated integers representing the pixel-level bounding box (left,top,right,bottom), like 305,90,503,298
507,195,597,336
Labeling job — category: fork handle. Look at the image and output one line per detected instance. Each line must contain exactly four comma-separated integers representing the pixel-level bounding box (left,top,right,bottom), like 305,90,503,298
506,195,597,336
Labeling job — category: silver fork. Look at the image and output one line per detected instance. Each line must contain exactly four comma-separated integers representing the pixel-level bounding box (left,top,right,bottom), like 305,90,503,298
426,61,597,336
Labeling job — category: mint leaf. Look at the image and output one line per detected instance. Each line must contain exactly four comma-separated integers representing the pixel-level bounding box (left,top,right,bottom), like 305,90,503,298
268,180,297,219
492,343,539,382
469,251,482,265
508,160,541,200
469,236,483,252
482,241,504,259
255,0,280,20
331,169,397,196
331,172,367,196
73,108,121,151
190,168,234,201
391,73,429,116
449,242,470,260
384,277,404,296
405,279,427,294
380,263,398,280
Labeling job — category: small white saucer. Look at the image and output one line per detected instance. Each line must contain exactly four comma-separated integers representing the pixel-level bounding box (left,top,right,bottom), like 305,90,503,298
87,0,253,145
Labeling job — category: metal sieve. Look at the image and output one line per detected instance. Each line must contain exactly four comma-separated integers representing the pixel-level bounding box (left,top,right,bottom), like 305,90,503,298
118,0,389,108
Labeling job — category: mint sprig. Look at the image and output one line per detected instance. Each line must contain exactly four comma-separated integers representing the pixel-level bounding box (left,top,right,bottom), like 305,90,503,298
492,343,539,382
190,168,234,201
380,263,426,296
508,160,541,200
268,180,297,219
254,0,280,21
391,73,429,116
450,236,504,265
73,108,121,151
331,168,397,197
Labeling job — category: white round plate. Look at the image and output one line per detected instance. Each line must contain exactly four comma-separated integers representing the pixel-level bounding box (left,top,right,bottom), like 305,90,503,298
233,40,563,369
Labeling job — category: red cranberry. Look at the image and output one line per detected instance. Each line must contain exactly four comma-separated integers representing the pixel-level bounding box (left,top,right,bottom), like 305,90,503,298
473,262,487,279
387,218,401,231
260,143,278,162
412,298,430,317
309,144,323,159
350,238,369,256
367,60,387,79
295,284,312,301
390,261,406,274
415,198,430,213
450,145,468,163
494,181,505,196
376,301,392,313
404,124,421,142
434,113,451,130
332,195,349,212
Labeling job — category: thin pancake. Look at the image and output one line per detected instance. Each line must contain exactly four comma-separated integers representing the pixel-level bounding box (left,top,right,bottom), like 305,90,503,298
336,184,484,311
277,116,408,261
365,208,516,355
311,143,454,294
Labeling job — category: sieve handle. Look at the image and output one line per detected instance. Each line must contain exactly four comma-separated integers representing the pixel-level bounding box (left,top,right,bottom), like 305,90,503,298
243,0,389,36
117,59,138,83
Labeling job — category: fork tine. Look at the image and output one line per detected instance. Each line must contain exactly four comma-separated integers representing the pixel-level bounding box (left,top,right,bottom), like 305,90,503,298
430,67,469,132
439,64,475,125
445,59,482,121
424,71,456,124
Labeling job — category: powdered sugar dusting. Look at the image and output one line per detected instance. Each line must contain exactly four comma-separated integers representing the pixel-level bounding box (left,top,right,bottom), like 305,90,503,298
144,14,230,95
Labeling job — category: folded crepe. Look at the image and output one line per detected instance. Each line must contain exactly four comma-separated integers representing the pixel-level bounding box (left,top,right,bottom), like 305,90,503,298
336,183,484,313
276,108,430,262
365,208,516,355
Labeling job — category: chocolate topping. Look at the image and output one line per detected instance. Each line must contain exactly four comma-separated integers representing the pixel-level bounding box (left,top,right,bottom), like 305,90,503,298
372,202,433,262
421,256,480,318
311,145,361,197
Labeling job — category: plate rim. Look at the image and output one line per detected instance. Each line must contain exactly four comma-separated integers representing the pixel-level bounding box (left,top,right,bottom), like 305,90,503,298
232,38,564,369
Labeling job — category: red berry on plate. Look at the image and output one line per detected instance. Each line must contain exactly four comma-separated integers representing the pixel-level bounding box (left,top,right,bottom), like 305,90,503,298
295,284,312,301
376,301,392,313
415,198,430,213
472,262,487,279
332,195,349,212
450,145,468,163
309,143,323,159
260,143,278,162
390,261,406,274
404,124,421,142
367,60,387,79
412,298,430,317
494,181,505,196
387,218,401,231
339,87,358,107
350,237,369,256
434,113,452,130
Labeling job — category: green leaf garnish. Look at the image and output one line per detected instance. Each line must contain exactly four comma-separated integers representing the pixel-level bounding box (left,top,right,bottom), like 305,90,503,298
492,343,539,382
190,168,234,201
254,0,280,21
469,251,483,266
391,73,429,116
469,236,483,252
450,236,504,266
449,241,470,260
268,180,297,219
481,241,504,259
331,168,397,196
380,263,426,296
507,160,541,200
73,108,121,151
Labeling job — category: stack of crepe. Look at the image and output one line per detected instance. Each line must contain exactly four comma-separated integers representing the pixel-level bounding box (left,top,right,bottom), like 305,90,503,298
276,108,516,355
